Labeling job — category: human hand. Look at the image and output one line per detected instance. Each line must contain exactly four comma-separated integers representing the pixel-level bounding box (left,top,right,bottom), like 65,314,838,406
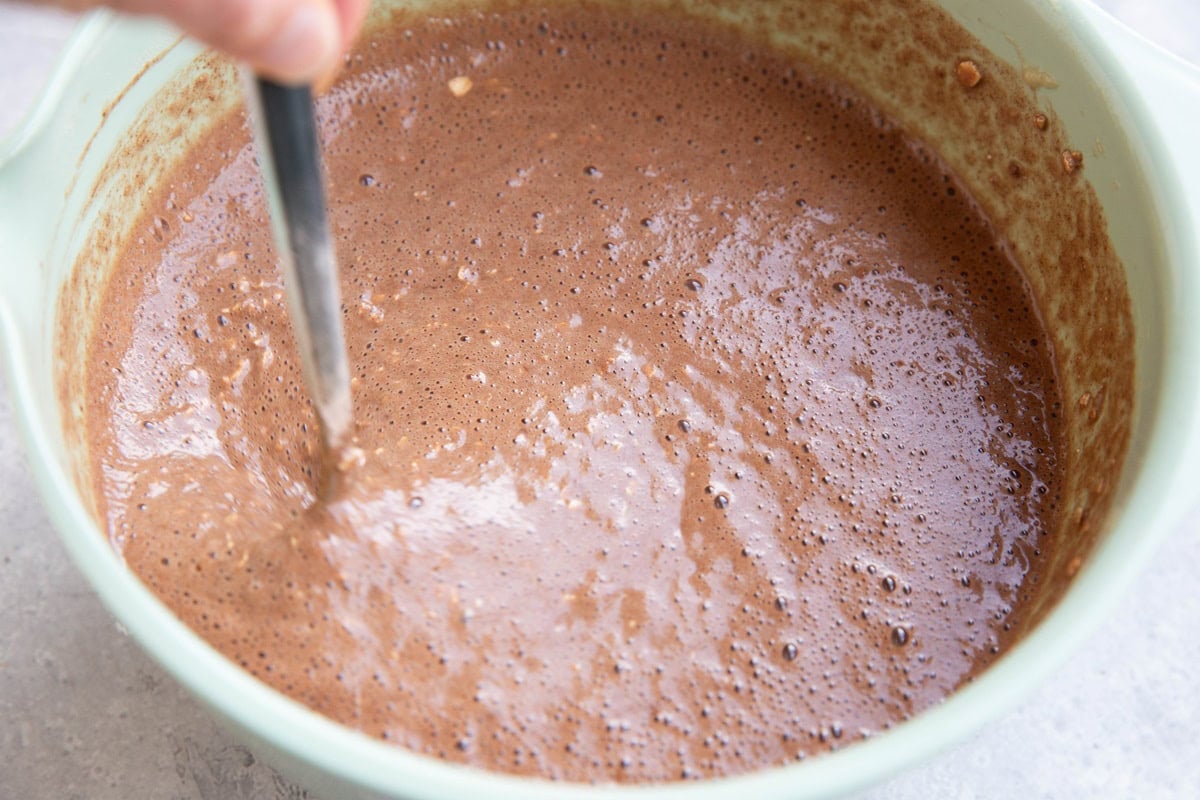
52,0,370,84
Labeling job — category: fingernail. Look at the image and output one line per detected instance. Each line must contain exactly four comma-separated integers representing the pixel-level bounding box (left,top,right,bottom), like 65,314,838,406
257,3,339,84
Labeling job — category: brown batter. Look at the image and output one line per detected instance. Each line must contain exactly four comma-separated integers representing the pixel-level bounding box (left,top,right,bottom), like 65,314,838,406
83,3,1065,782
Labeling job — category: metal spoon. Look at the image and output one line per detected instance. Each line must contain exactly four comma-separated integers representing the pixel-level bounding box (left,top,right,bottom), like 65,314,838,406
244,76,353,454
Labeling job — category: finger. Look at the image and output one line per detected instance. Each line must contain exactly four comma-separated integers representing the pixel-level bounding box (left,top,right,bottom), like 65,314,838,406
311,0,370,91
331,0,370,53
70,0,344,85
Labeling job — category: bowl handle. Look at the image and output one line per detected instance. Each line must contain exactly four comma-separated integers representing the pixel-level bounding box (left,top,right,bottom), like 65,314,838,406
0,12,192,306
0,12,115,305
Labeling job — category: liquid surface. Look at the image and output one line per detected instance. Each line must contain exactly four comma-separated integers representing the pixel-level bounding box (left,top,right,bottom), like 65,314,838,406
85,4,1064,782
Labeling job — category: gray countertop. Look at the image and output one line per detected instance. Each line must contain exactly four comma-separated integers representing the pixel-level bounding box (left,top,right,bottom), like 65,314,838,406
1,2,1197,798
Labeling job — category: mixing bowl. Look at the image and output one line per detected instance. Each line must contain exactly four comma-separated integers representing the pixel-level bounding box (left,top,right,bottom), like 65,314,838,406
0,1,1196,797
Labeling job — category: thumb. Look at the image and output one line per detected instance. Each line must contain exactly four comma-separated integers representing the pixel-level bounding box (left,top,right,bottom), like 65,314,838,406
89,0,344,85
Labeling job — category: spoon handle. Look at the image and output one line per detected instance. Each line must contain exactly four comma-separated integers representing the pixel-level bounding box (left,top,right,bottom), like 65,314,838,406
245,77,353,451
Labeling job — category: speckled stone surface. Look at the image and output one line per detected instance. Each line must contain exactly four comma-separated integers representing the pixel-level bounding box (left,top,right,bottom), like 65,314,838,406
0,2,1196,798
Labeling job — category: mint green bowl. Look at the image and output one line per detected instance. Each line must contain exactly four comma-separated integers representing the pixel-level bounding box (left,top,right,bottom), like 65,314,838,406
0,1,1196,798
